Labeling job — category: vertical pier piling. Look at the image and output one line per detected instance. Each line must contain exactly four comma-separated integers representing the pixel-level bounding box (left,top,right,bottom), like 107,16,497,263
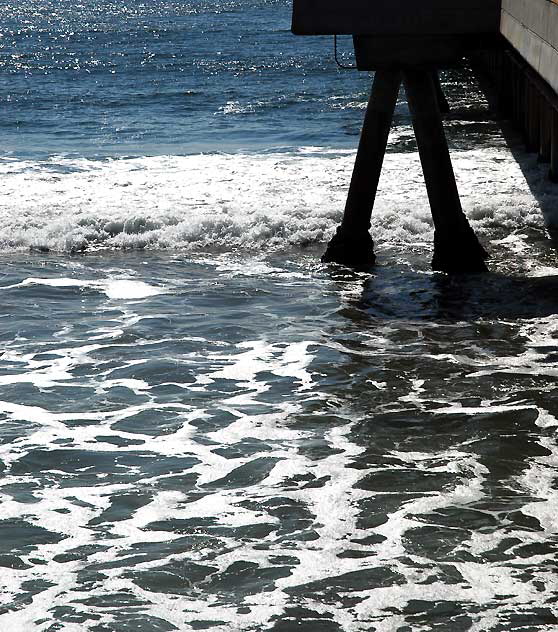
472,48,558,185
551,106,558,182
292,0,501,272
526,80,540,152
323,66,488,272
539,99,551,163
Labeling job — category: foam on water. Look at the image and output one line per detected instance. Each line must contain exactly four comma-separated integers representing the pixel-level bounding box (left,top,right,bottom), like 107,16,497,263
3,277,163,299
1,250,558,630
2,0,558,628
0,144,555,258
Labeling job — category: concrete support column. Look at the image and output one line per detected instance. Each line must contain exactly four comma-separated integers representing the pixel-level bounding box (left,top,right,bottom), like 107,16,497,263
496,52,510,116
522,75,533,144
322,70,401,265
551,106,558,183
403,69,488,273
526,81,540,152
512,64,523,130
540,97,551,163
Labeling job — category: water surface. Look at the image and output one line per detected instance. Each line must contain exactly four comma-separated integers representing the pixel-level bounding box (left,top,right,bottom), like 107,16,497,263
1,1,558,630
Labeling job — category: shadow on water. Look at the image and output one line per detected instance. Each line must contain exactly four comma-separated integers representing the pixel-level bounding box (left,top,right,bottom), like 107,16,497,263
497,119,558,244
327,264,558,322
470,65,558,243
304,263,558,631
321,262,558,489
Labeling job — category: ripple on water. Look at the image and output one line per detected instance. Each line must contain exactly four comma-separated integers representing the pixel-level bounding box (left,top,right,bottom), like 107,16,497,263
1,253,558,631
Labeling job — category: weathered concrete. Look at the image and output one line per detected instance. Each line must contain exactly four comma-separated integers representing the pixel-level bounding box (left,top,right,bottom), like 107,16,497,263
501,0,558,94
322,68,489,272
291,0,558,273
475,46,558,182
526,80,541,151
353,35,469,69
540,99,552,161
293,0,501,69
293,0,493,272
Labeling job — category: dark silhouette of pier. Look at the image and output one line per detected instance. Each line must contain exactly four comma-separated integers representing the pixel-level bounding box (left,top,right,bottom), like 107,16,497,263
292,0,558,273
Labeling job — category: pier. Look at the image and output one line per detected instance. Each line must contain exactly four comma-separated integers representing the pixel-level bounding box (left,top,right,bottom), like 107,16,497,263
491,0,558,181
292,0,558,272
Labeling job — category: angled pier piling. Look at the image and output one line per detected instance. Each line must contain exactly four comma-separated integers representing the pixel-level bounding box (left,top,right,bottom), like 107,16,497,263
321,71,401,266
292,0,499,273
403,70,488,272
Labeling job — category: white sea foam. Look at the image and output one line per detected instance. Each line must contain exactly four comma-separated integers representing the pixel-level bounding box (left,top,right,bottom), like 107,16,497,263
0,146,553,255
2,171,558,631
2,313,558,631
1,276,163,300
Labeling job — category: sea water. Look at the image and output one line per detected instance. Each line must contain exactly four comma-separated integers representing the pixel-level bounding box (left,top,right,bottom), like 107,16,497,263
1,1,558,630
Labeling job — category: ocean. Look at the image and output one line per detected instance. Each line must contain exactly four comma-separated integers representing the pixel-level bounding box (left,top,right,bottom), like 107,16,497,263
2,1,558,630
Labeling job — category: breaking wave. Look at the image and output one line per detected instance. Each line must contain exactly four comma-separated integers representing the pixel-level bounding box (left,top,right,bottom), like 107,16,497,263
1,145,555,257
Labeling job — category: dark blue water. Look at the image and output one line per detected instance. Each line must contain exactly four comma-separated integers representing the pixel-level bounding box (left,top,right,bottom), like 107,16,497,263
1,0,378,157
2,1,558,631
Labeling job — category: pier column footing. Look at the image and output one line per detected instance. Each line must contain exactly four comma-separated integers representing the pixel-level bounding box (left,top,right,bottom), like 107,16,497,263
321,228,376,265
433,226,489,274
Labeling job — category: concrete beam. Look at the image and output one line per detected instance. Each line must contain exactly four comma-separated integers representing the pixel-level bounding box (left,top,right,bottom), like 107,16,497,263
292,0,501,36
